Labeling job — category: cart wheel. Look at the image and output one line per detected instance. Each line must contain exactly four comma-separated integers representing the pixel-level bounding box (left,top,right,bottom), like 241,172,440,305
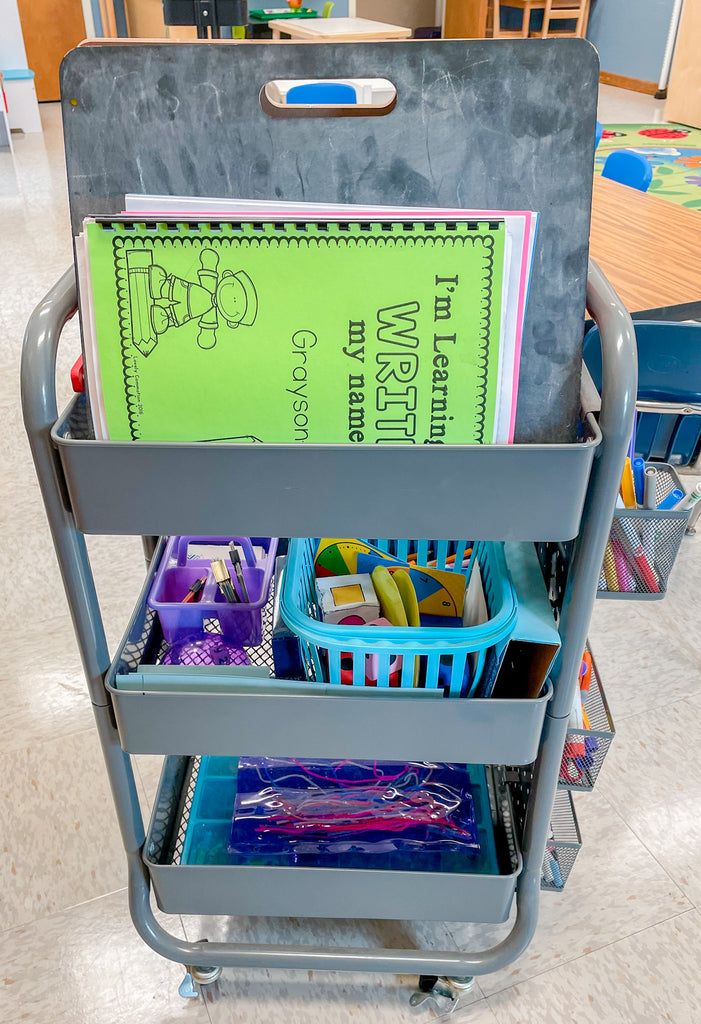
417,974,439,993
179,965,222,1001
409,974,475,1013
446,975,476,992
179,939,223,1001
191,965,222,985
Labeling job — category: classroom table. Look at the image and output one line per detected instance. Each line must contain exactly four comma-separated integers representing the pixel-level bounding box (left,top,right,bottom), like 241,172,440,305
590,174,701,312
268,16,412,40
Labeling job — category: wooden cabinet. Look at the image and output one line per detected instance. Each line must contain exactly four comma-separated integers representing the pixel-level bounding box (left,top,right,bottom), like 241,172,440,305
443,0,489,36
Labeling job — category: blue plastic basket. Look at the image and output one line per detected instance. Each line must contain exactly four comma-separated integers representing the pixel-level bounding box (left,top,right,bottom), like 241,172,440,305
280,539,517,697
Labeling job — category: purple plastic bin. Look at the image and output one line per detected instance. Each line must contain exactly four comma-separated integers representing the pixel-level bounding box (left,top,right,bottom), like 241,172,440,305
148,536,278,646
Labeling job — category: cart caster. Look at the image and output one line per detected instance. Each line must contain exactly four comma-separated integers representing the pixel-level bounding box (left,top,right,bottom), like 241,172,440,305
179,964,222,1001
178,940,223,1001
409,975,475,1014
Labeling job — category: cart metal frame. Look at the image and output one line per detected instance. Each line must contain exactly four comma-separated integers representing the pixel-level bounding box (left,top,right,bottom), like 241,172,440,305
21,260,636,982
20,36,636,993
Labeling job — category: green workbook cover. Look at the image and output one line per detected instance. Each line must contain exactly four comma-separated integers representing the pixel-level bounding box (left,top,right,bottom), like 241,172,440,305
84,219,505,444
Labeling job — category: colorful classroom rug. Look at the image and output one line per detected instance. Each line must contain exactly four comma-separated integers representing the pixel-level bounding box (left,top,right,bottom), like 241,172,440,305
595,124,701,211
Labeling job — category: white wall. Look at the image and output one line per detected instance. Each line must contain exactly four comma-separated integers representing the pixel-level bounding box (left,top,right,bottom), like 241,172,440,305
0,0,29,69
587,0,676,83
305,0,350,14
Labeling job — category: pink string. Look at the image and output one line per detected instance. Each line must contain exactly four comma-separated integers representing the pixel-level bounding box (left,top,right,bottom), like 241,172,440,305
288,758,411,786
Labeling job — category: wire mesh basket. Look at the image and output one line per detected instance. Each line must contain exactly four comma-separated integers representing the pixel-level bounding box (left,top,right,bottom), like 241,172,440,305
597,463,690,599
559,644,615,791
541,790,581,891
506,767,582,891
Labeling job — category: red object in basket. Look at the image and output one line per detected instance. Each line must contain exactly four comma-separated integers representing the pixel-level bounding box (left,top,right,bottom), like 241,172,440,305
339,652,402,687
71,355,85,392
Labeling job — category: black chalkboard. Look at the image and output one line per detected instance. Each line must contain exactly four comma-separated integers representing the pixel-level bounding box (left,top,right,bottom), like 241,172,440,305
60,39,599,441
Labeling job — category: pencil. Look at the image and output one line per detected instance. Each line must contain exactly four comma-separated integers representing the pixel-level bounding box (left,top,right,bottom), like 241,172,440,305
603,540,619,591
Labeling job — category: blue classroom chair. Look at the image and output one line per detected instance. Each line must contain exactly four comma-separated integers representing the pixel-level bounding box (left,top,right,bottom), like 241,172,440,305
601,149,653,192
595,120,602,148
584,321,701,465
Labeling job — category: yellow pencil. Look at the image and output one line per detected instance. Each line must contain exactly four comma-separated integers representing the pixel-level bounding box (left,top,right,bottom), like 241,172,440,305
620,457,637,508
603,540,619,591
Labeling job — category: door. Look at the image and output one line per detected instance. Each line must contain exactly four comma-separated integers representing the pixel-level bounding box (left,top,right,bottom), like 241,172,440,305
666,0,701,128
17,0,87,101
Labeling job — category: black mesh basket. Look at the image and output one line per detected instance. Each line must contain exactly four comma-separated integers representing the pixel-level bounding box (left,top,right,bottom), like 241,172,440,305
505,768,582,892
542,791,581,891
559,645,614,791
598,463,690,599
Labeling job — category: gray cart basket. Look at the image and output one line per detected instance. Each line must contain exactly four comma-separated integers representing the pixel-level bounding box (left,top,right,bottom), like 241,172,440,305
21,39,636,992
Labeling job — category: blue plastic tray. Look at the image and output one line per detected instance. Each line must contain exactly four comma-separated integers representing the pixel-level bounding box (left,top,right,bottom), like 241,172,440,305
182,756,499,876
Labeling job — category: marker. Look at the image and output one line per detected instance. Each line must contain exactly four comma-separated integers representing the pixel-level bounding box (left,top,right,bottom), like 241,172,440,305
675,483,701,511
611,537,636,592
548,848,564,889
612,518,660,593
643,467,658,510
632,457,646,506
657,488,685,511
567,694,586,759
542,854,555,887
620,457,637,509
642,520,656,564
687,501,701,534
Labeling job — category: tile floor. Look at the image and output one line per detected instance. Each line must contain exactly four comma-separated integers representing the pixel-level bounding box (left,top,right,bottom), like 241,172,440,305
1,85,699,1023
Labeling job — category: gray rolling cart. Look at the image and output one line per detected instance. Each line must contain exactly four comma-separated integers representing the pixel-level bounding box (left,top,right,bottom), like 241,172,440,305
21,39,637,1005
